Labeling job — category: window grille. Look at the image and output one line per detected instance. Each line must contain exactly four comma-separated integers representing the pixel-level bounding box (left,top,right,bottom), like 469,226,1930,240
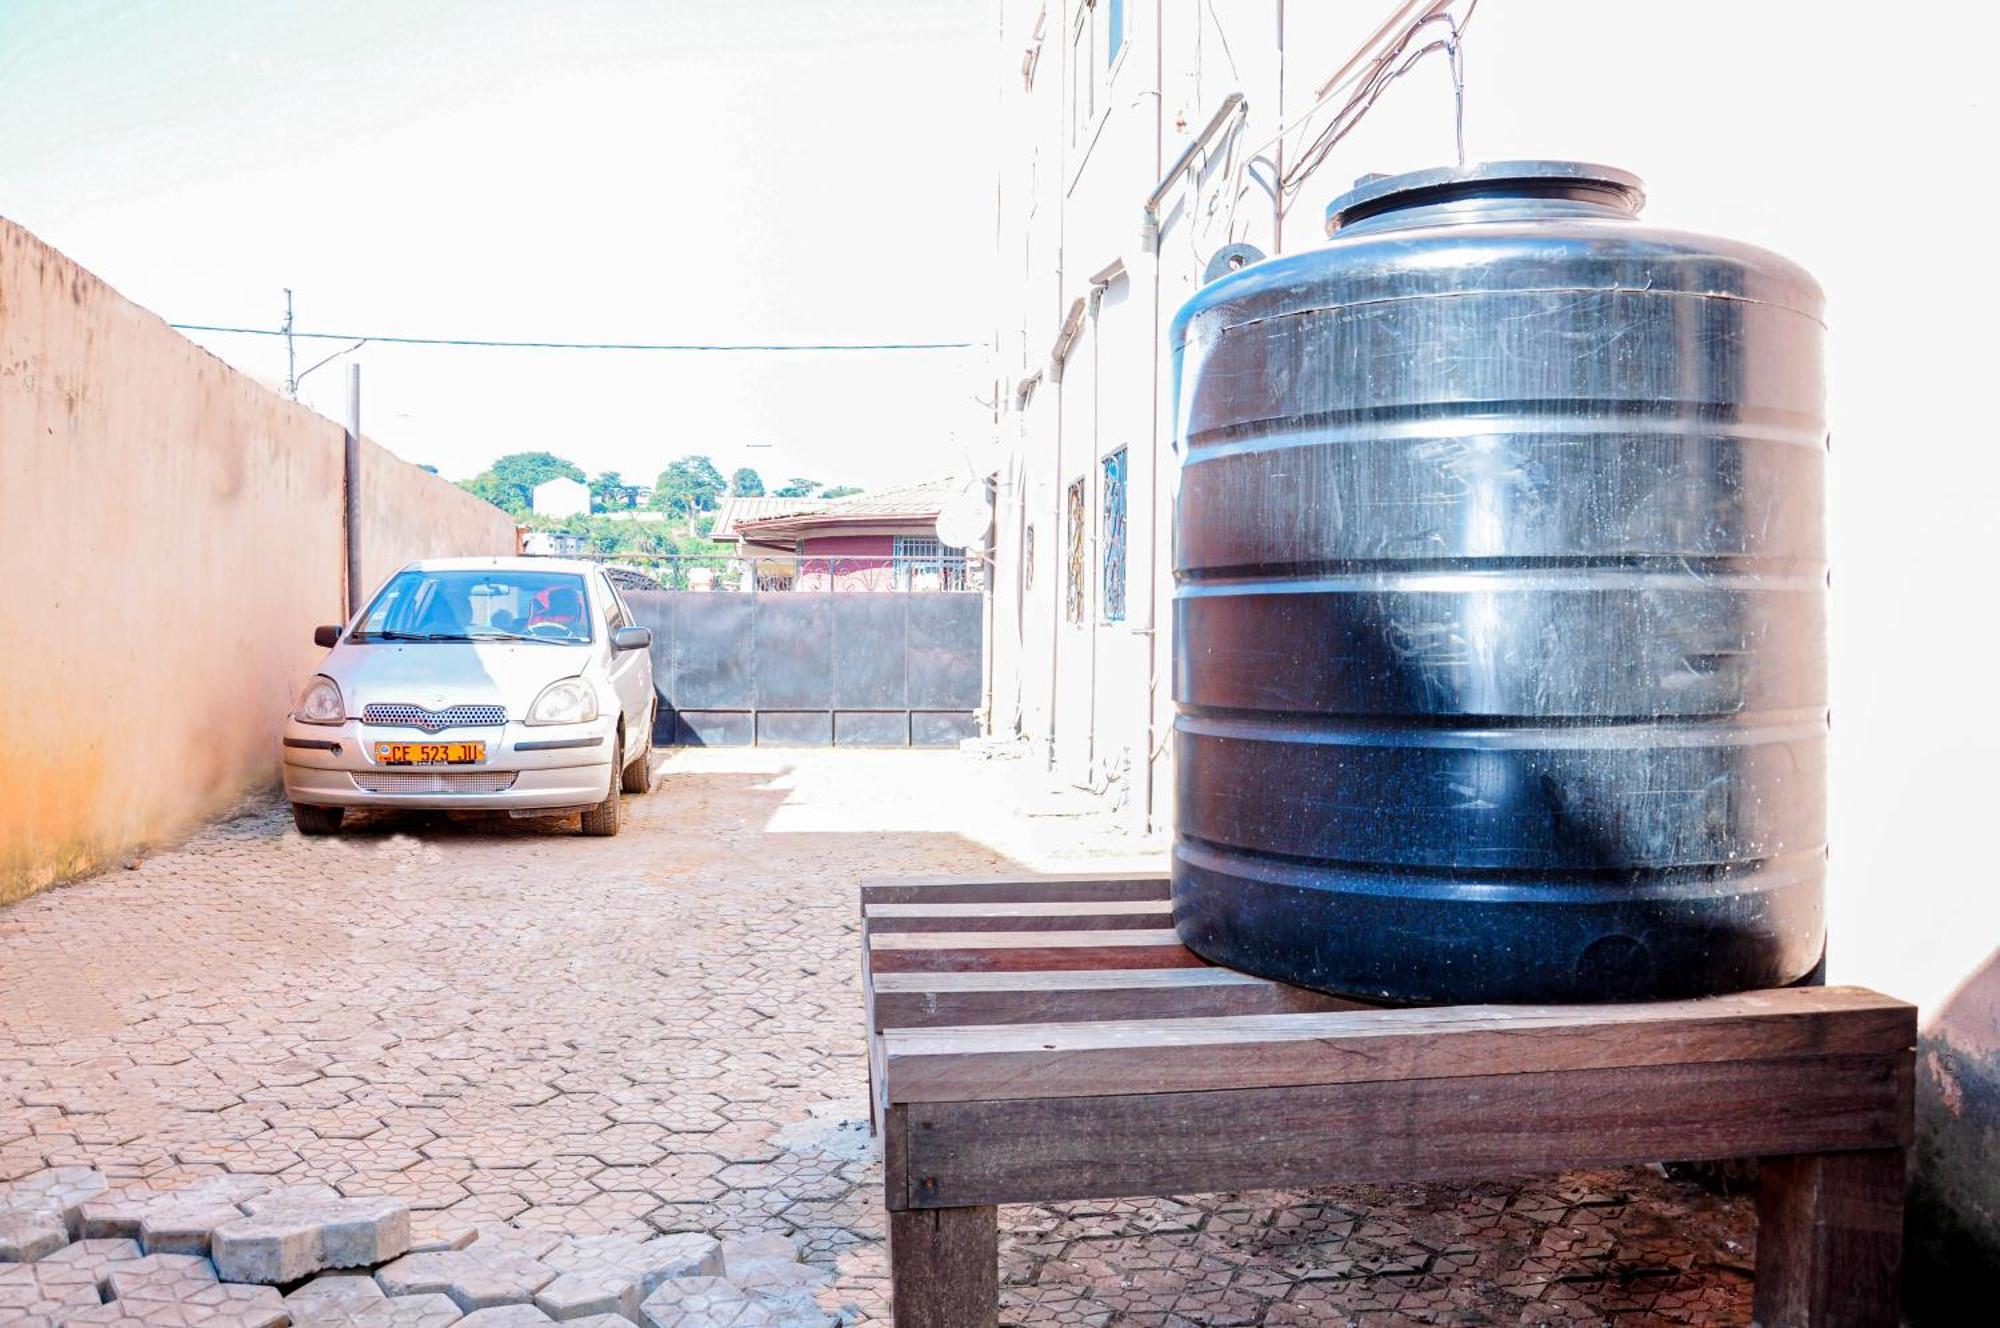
1064,477,1086,624
1101,449,1127,623
894,535,968,590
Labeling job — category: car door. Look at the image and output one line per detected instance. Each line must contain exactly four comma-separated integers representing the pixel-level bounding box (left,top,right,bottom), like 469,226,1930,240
596,572,651,747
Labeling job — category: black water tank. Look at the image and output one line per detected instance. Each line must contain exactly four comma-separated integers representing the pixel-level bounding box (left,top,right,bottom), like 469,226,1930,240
1170,161,1827,1003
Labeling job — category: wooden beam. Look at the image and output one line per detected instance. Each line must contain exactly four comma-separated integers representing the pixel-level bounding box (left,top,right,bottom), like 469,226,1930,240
882,987,1915,1103
888,1206,998,1328
896,1053,1911,1208
865,899,1173,932
1754,1148,1908,1327
871,966,1366,1029
868,928,1203,974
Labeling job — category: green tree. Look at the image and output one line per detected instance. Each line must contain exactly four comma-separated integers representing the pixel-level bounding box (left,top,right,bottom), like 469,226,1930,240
590,471,636,511
652,455,727,534
820,485,862,498
772,476,821,498
730,467,765,497
460,451,585,514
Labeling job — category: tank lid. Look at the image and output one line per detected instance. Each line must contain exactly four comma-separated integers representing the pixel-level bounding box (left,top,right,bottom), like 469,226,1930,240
1324,160,1645,235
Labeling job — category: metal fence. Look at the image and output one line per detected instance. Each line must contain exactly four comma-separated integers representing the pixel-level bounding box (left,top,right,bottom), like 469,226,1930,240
591,552,981,594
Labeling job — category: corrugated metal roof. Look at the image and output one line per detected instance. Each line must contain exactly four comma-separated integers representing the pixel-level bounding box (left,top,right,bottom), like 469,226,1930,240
710,495,828,541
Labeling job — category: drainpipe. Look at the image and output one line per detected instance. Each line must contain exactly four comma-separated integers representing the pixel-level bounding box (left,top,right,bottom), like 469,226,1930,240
344,364,362,617
1140,92,1246,249
1144,0,1166,834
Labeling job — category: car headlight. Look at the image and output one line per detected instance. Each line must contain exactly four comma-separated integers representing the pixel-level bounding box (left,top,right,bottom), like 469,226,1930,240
527,677,600,726
294,675,345,725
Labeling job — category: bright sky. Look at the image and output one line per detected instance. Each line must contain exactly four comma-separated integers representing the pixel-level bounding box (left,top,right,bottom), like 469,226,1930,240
0,0,996,489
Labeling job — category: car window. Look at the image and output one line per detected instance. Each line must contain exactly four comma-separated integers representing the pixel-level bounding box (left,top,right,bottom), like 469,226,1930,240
598,574,627,630
352,569,595,644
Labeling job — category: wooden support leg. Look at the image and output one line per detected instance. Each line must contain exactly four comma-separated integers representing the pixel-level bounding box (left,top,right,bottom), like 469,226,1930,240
889,1206,998,1328
1755,1149,1907,1326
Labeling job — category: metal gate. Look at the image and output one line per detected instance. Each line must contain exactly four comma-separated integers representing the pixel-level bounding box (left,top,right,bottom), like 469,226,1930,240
624,588,984,747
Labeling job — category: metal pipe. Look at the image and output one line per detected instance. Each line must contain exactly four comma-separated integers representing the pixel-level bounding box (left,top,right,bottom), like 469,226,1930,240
343,364,362,617
1141,91,1246,241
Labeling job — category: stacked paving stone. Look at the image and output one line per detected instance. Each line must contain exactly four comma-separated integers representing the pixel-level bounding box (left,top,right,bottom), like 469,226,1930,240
0,1171,834,1328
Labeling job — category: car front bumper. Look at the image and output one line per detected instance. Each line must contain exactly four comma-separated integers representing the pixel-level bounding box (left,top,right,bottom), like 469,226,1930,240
281,716,617,813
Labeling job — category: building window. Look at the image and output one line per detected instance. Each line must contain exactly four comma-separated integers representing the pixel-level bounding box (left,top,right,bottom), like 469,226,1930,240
1064,477,1086,624
1106,0,1124,66
894,535,967,590
1023,524,1037,591
1100,449,1127,623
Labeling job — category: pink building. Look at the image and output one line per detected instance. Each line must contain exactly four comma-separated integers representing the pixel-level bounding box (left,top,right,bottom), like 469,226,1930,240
711,479,972,591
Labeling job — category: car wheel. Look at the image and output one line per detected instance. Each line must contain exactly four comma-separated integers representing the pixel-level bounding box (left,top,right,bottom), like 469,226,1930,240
580,742,623,837
292,803,343,835
620,715,654,794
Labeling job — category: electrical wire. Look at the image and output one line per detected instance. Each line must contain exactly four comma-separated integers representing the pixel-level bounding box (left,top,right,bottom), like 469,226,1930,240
168,323,975,353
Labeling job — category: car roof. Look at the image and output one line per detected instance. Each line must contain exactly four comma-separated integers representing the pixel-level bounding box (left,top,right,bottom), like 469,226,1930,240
400,556,605,576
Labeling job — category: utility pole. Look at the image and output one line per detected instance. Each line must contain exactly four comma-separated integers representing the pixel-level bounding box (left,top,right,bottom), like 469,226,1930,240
344,364,363,616
283,289,297,399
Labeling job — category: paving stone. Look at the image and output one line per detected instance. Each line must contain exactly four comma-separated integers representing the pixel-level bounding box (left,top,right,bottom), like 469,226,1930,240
211,1193,410,1283
636,1278,835,1328
453,1308,555,1328
104,1254,219,1302
0,1170,109,1236
285,1275,388,1310
80,1181,274,1244
67,1279,288,1328
375,1248,558,1313
0,1257,109,1326
29,1239,146,1295
535,1234,722,1320
0,1208,67,1264
288,1290,464,1328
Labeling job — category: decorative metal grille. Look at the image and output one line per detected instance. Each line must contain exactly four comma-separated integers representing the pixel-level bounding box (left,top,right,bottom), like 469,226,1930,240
1101,448,1127,623
361,703,507,733
1064,477,1086,625
893,536,969,590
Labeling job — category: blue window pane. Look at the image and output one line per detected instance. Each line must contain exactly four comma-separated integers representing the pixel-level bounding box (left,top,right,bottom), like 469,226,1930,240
1101,448,1127,623
1107,0,1125,65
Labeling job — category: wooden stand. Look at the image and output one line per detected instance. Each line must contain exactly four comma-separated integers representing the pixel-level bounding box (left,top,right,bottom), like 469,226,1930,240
861,872,1914,1328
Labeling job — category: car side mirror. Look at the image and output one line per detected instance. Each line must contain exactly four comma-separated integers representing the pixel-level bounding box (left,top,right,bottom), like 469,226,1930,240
613,625,652,652
313,625,342,648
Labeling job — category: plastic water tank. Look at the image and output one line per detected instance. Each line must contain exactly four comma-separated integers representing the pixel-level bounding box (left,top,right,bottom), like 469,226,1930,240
1170,161,1827,1003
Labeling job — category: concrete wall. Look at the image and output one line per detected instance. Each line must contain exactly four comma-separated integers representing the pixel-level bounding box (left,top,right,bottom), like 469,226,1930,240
986,0,2000,1300
0,219,516,903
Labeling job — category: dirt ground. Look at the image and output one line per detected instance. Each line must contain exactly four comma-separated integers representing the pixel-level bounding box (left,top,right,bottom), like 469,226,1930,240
0,747,1757,1325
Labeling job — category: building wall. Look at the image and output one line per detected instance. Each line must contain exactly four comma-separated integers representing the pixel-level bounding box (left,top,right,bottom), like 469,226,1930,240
0,220,517,903
987,0,2000,1289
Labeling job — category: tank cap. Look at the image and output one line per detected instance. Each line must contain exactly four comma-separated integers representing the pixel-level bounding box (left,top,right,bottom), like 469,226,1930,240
1324,160,1645,235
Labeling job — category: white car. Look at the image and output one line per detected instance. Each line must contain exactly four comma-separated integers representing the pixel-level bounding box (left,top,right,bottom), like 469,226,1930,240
281,557,658,836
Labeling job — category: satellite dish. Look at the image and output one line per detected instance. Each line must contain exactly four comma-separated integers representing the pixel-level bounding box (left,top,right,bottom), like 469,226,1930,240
934,480,992,550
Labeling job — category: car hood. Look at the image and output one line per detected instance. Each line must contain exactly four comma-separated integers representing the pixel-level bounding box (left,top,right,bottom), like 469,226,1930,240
322,641,595,716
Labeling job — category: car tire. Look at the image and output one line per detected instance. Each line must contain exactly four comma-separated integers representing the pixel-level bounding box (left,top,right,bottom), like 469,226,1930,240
620,715,654,794
580,743,623,837
292,803,343,836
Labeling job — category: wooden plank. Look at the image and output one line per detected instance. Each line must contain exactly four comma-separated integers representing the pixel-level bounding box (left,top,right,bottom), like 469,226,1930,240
882,987,1916,1103
865,900,1173,932
895,1052,1911,1208
1754,1148,1907,1327
871,966,1368,1029
859,872,1169,907
868,928,1203,974
888,1206,998,1328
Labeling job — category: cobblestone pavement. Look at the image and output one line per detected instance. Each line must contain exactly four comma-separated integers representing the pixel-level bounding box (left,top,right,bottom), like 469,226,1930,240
0,749,1757,1325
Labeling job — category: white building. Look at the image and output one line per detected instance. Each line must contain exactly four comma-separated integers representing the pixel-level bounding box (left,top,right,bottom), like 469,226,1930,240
982,0,2000,1287
531,476,591,518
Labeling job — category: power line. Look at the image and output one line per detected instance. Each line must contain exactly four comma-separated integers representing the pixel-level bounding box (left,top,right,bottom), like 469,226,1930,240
168,322,975,353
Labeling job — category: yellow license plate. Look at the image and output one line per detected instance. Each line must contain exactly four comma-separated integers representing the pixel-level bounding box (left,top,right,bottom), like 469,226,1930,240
375,741,486,766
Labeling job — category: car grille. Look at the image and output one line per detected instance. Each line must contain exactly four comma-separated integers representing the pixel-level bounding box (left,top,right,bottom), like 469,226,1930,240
362,703,507,733
353,771,519,795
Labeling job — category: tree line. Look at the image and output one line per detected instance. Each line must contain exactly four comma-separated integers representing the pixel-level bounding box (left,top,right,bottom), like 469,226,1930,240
457,451,863,558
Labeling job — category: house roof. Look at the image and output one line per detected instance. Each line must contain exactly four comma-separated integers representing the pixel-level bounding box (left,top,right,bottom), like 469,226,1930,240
710,495,829,542
732,477,961,542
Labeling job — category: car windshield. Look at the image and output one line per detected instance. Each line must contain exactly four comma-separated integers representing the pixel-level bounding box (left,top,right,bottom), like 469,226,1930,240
351,569,594,645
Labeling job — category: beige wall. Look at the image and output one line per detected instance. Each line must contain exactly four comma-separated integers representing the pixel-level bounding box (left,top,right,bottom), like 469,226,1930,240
0,220,516,903
989,0,2000,1291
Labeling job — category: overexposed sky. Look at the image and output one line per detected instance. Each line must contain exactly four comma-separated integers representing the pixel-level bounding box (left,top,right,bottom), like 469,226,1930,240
1,0,996,487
